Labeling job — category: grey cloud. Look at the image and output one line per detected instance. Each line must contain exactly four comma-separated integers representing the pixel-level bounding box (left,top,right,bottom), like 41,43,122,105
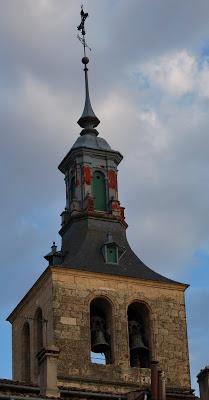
95,86,209,273
1,0,209,98
0,0,209,393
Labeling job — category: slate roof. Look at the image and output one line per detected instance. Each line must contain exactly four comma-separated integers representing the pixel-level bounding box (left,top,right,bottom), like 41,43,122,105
72,133,112,151
61,217,184,286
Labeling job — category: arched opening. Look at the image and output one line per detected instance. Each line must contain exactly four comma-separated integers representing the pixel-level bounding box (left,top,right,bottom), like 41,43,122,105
93,171,107,211
90,297,113,365
34,308,44,380
127,302,151,368
34,308,43,354
70,176,76,202
22,322,30,382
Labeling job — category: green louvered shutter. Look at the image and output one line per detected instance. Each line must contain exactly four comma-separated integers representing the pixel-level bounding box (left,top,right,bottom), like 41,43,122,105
93,171,107,211
106,244,118,263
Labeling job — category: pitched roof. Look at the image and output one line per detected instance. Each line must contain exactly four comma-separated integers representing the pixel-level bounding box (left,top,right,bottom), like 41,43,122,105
61,217,186,287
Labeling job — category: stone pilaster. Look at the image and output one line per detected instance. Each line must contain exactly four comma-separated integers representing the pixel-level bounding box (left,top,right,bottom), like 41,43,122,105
197,366,209,400
37,345,60,398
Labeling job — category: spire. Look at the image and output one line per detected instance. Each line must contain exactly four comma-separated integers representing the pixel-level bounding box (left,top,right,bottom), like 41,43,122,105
77,6,100,136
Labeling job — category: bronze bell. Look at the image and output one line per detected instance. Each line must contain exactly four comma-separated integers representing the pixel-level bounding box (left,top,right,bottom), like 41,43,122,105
129,320,148,352
91,316,110,353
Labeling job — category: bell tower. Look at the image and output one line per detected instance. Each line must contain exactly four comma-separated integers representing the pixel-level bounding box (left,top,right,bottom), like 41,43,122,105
7,7,195,400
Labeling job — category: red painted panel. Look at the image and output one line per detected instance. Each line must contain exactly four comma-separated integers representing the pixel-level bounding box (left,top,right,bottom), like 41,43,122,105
83,166,92,185
111,201,120,210
108,170,117,190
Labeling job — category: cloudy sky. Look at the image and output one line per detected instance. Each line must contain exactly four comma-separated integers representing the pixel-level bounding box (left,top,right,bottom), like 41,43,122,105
0,0,209,395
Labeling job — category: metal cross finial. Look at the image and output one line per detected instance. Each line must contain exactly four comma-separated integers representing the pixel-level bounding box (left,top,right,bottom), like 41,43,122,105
77,5,91,55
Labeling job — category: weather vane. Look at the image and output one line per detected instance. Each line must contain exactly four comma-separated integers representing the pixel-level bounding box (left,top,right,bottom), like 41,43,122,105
77,5,91,55
76,4,100,132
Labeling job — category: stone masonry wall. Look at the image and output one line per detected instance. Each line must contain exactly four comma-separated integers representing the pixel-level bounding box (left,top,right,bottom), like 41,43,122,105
51,267,191,394
10,270,53,384
9,266,191,395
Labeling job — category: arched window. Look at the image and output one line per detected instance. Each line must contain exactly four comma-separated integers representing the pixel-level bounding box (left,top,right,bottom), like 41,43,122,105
22,322,30,382
34,308,44,380
70,176,76,202
90,297,113,365
127,302,150,368
34,308,43,354
93,171,107,211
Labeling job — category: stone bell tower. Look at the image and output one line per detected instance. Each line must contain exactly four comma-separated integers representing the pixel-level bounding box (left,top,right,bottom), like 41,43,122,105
7,7,195,400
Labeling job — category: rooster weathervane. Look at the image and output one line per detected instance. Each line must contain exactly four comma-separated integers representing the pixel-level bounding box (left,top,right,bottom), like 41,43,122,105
77,5,91,55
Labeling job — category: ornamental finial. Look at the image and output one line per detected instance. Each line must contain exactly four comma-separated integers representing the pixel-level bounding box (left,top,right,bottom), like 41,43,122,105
77,5,100,136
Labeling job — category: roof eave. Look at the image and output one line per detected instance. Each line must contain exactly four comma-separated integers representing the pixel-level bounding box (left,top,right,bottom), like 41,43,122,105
7,267,51,324
58,146,123,173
